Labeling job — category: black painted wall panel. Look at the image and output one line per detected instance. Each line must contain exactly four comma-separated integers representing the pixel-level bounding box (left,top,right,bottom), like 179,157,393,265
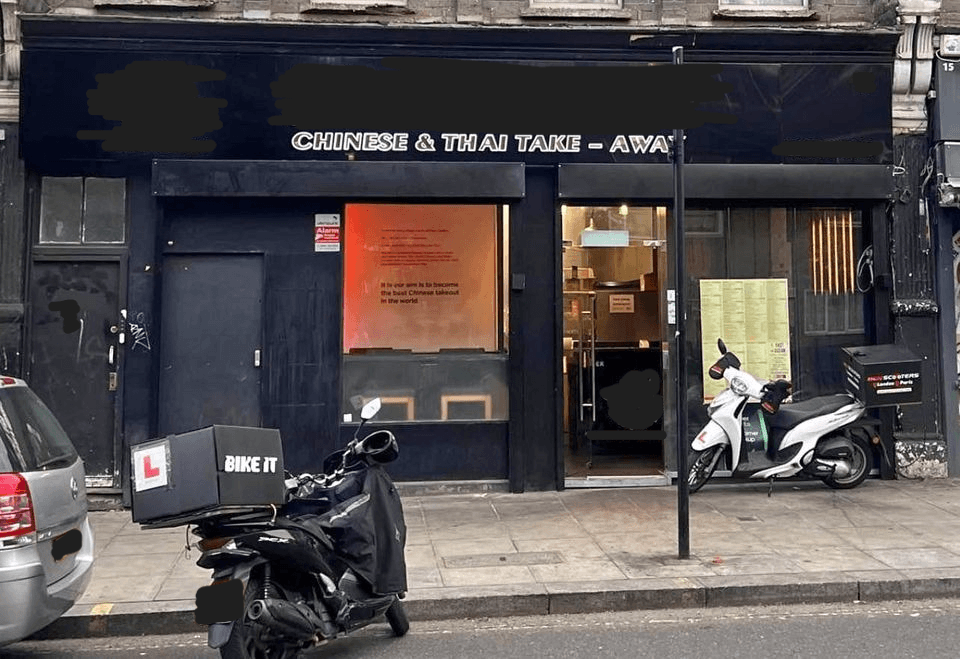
163,200,318,254
122,174,161,504
338,423,508,481
264,252,342,473
268,403,331,473
509,168,559,491
160,199,343,474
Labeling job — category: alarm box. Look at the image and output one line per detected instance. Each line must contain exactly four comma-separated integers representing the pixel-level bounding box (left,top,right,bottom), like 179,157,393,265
841,345,922,408
130,425,286,524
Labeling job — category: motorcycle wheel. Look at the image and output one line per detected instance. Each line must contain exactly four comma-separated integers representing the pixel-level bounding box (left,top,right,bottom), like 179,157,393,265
385,599,410,637
220,575,300,659
688,445,724,493
822,435,871,490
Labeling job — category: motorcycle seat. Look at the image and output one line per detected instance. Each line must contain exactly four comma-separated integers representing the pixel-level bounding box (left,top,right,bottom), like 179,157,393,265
767,394,858,430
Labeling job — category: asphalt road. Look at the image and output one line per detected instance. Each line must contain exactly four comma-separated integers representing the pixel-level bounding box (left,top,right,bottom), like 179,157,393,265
6,598,960,658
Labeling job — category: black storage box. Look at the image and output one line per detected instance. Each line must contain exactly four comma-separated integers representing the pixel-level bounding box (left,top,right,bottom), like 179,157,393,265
841,345,922,407
130,425,286,524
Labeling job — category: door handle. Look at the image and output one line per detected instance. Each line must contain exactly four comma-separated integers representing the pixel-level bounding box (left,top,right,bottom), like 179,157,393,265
254,349,261,368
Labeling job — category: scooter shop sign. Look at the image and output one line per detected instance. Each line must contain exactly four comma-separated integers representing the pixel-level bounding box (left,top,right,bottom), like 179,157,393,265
290,131,676,157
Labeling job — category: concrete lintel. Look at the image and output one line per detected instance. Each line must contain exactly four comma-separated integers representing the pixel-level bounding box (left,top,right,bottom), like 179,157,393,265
713,8,817,20
520,6,631,19
93,0,215,7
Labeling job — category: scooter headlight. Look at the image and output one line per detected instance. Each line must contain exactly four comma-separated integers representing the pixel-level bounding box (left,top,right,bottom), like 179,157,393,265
730,377,749,396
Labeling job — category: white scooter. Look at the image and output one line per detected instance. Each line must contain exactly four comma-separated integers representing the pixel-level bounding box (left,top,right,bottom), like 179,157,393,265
688,338,880,493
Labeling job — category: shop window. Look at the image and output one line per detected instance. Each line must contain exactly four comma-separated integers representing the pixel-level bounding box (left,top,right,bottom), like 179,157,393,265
686,206,867,407
803,209,865,336
39,177,126,245
341,204,509,423
803,291,865,335
685,210,725,237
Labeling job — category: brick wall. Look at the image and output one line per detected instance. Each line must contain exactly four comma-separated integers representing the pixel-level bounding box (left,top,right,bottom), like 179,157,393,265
17,0,881,28
943,0,960,26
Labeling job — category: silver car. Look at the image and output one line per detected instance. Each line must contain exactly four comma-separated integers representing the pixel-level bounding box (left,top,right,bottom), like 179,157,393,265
0,376,94,645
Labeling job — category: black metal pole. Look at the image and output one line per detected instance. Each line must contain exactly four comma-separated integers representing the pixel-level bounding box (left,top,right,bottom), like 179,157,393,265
672,45,690,560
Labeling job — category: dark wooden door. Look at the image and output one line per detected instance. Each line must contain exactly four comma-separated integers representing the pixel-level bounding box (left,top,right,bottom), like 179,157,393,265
159,255,263,436
29,261,122,488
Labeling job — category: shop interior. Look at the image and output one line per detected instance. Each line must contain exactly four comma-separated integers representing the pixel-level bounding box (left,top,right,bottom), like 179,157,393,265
562,205,669,484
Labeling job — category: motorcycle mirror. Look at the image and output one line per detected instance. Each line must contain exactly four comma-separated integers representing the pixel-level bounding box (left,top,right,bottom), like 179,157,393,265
360,397,382,420
718,338,727,354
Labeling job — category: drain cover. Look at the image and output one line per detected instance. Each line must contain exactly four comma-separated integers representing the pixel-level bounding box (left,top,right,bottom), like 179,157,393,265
442,551,564,568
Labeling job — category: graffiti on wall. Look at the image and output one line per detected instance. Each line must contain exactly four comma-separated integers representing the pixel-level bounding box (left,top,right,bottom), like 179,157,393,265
128,312,152,353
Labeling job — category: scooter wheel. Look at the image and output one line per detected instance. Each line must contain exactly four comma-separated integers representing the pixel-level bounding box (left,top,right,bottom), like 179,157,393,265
385,599,410,637
688,446,724,494
822,435,871,490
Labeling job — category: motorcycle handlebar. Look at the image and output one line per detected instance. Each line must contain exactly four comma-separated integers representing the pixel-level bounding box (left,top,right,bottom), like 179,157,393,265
287,430,398,493
286,398,396,493
760,379,793,414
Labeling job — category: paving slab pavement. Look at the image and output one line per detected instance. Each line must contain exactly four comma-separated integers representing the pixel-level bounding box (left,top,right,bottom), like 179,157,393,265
26,477,960,641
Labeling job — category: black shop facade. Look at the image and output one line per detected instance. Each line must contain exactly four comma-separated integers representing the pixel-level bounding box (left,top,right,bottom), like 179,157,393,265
19,18,899,496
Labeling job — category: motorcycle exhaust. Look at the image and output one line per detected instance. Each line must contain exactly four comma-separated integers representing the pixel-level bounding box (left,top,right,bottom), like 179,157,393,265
807,438,854,479
247,598,317,640
802,457,851,479
818,459,851,478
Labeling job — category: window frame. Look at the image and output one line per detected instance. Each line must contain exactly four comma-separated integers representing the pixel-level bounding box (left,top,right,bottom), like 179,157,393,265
340,202,511,425
38,176,128,247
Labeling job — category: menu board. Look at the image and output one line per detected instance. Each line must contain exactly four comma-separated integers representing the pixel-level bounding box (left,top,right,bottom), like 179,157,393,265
700,279,791,401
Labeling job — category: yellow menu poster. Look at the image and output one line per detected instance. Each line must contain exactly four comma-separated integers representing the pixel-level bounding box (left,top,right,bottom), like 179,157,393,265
700,279,791,401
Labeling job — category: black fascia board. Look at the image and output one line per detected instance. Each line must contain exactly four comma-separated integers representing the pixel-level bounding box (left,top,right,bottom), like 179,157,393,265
21,17,900,64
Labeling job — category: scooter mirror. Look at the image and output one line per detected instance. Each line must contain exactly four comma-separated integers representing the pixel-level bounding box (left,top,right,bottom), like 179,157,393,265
718,338,727,355
360,397,382,420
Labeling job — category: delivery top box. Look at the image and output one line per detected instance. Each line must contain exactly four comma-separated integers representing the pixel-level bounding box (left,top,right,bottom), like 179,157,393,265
841,344,922,408
131,425,286,524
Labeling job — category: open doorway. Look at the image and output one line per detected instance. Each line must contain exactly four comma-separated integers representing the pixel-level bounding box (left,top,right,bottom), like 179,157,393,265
561,205,669,487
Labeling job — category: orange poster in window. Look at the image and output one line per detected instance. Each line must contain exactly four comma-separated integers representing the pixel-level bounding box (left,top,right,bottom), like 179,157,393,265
343,204,498,353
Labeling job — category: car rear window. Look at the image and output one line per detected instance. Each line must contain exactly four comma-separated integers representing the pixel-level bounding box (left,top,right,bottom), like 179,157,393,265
0,387,78,472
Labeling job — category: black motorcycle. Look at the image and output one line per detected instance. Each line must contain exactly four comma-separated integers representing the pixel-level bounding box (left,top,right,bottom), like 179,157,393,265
146,398,408,659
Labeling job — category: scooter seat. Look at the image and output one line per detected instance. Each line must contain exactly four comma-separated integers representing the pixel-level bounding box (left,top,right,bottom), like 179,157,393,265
767,394,857,430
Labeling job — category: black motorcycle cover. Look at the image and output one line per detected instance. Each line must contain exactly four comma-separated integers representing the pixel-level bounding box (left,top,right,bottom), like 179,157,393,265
318,465,407,596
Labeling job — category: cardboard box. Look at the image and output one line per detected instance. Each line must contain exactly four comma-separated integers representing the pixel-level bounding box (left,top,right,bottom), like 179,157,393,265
130,425,286,524
841,345,922,407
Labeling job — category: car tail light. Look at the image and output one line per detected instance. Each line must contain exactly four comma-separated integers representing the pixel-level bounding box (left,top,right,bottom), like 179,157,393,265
0,473,36,540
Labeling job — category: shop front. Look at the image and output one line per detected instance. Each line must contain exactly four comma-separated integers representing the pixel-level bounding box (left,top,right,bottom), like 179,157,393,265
20,19,898,493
